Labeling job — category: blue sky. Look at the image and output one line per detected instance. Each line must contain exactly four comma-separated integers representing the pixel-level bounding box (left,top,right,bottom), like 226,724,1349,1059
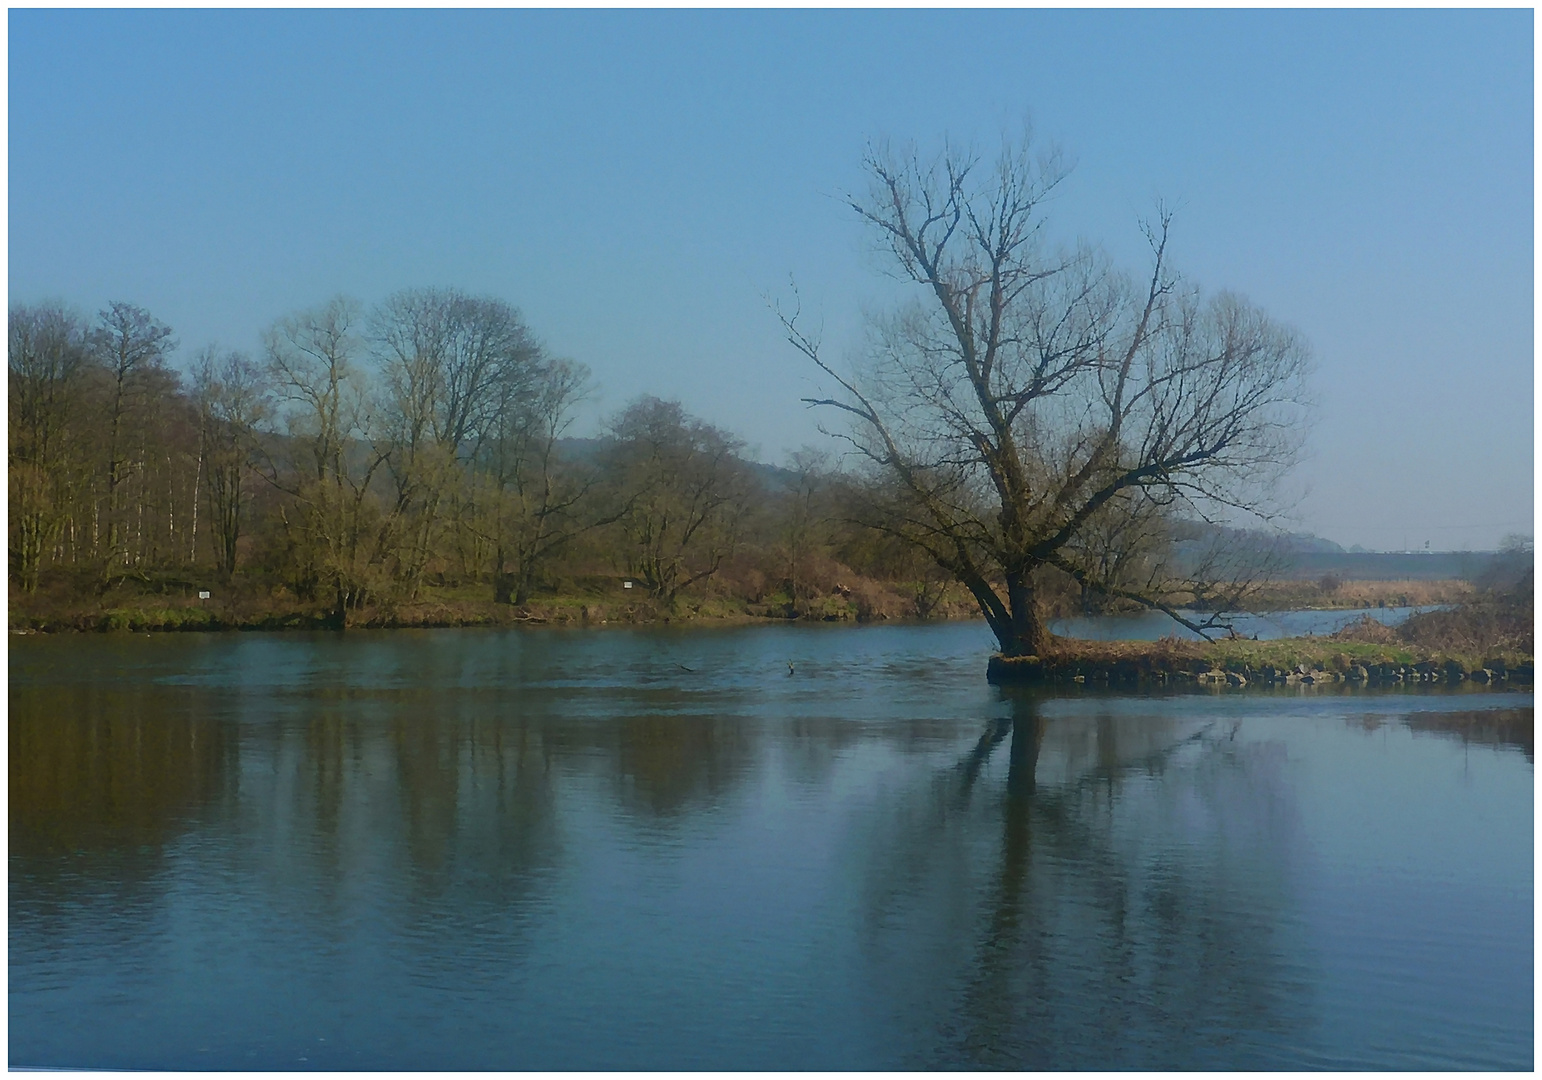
9,9,1533,550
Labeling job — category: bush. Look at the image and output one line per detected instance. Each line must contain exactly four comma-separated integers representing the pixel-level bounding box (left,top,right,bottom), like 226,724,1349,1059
1330,614,1401,645
1399,571,1533,655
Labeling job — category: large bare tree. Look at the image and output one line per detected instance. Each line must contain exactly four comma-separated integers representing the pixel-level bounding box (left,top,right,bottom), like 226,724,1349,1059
605,397,752,605
371,288,546,595
263,296,391,618
783,133,1311,657
92,301,176,576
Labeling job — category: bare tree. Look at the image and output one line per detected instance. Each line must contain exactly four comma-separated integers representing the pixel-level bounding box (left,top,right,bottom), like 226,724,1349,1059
371,288,546,595
263,297,391,620
480,357,614,605
91,301,176,576
605,397,753,605
9,302,91,590
781,447,831,615
192,346,271,576
783,132,1311,656
1061,490,1178,615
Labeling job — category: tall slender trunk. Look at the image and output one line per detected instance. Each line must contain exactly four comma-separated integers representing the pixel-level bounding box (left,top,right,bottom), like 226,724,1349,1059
221,464,241,576
190,433,203,566
105,379,128,575
166,454,175,565
134,452,145,568
512,559,540,607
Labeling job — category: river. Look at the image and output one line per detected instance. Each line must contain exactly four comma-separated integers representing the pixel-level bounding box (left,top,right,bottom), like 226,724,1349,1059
9,621,1533,1069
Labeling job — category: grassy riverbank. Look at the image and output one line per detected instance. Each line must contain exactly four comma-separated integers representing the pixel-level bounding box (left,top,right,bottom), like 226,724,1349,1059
989,579,1535,688
7,573,1478,636
6,572,979,634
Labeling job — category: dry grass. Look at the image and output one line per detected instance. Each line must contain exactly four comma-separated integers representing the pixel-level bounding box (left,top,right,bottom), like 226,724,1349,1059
1031,575,1534,676
1246,578,1474,611
1398,577,1533,656
1041,635,1205,665
1328,614,1403,645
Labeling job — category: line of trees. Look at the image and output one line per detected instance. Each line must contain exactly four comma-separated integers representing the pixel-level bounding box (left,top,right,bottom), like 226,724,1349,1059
12,141,1314,646
8,293,1302,635
9,289,1000,623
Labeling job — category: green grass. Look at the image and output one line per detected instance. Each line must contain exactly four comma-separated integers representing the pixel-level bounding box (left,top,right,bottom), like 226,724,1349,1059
98,606,222,632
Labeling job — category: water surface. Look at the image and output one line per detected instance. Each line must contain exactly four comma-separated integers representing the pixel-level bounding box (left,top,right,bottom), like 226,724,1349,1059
10,623,1533,1069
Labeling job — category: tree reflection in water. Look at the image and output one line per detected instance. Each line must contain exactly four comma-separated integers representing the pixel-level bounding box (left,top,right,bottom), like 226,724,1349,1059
856,689,1314,1070
1397,707,1532,762
605,710,753,820
11,631,1529,1069
10,684,239,929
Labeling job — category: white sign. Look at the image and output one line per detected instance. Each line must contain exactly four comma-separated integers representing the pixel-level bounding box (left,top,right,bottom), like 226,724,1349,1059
198,591,211,600
623,581,633,589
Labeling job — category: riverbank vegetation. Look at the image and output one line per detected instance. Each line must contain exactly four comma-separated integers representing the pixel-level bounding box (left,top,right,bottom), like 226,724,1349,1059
9,292,989,631
987,572,1533,686
1233,577,1473,612
6,291,1526,645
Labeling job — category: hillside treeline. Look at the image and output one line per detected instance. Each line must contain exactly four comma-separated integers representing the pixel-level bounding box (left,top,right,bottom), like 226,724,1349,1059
9,292,990,627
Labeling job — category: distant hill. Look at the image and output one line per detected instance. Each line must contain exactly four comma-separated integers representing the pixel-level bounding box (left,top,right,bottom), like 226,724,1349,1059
556,438,1514,582
554,436,803,492
1272,532,1346,555
1168,522,1507,581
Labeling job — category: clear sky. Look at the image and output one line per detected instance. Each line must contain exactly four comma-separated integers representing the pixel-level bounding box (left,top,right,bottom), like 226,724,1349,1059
9,9,1534,551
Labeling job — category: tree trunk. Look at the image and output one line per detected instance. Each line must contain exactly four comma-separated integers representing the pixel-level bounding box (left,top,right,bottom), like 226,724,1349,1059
219,465,241,577
512,562,539,607
330,584,350,629
1003,569,1051,657
105,403,123,577
190,437,202,566
494,572,516,605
